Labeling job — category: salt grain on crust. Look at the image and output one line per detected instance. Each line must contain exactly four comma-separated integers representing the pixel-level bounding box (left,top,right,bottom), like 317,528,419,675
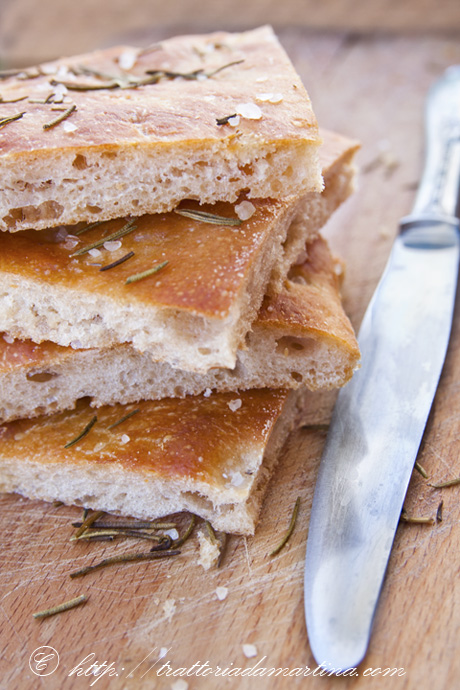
235,200,256,221
228,399,242,412
103,240,122,252
216,586,228,601
235,103,262,120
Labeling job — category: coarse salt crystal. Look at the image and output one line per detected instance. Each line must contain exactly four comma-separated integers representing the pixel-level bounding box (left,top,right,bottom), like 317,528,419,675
215,586,228,601
228,115,240,127
88,248,102,258
54,227,68,242
63,121,77,133
159,647,168,658
121,434,130,444
164,528,179,540
3,334,14,344
235,103,262,120
231,472,245,487
119,49,138,70
234,201,256,221
228,399,242,412
256,92,283,103
242,643,258,658
70,340,83,349
63,238,79,250
103,240,122,252
203,388,212,398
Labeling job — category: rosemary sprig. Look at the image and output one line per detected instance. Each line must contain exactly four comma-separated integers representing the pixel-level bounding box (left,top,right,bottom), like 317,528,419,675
206,59,245,77
0,95,28,104
400,509,435,525
0,111,26,129
414,461,429,479
64,415,97,449
270,497,300,556
430,477,460,489
74,220,106,236
33,594,88,619
71,219,136,256
216,113,237,126
71,519,176,530
43,104,76,130
69,549,180,578
205,520,218,545
174,208,242,226
301,423,330,433
205,521,227,567
107,408,140,429
172,514,196,548
125,261,168,285
74,510,105,538
100,251,135,272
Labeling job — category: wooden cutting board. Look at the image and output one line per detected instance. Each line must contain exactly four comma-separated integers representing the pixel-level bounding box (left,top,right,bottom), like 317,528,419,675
1,31,460,690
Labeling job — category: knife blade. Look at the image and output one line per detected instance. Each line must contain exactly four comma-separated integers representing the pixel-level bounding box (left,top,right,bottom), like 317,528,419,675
304,66,460,673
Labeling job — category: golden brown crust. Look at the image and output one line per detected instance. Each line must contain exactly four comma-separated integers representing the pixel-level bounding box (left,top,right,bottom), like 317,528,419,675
0,390,289,487
0,27,318,158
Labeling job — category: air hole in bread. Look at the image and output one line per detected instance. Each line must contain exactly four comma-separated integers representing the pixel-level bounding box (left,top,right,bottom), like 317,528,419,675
86,204,102,214
291,371,303,382
239,163,254,176
198,347,211,356
3,200,63,227
132,199,140,207
26,371,59,383
174,386,185,396
101,151,118,159
72,154,88,170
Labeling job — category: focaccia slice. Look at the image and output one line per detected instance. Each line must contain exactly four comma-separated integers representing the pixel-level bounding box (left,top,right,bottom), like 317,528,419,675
0,26,321,233
0,389,300,535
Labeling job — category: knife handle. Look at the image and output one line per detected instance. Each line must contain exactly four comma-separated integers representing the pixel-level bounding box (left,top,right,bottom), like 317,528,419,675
411,66,460,220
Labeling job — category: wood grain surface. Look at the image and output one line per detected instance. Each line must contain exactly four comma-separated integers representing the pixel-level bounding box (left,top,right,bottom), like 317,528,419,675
1,31,460,690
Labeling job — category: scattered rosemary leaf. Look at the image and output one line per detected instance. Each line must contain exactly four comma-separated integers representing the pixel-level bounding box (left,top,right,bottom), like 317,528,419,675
0,111,26,129
71,219,136,256
74,220,106,236
64,415,98,449
107,408,140,429
174,208,242,226
125,261,168,285
0,95,28,104
172,514,196,548
43,104,77,130
0,69,24,79
74,510,105,538
217,532,228,568
53,500,64,507
436,501,444,522
33,594,88,619
150,536,173,551
414,461,429,479
51,79,119,92
71,529,163,542
205,520,218,545
69,549,180,578
430,477,460,489
206,59,245,77
71,519,176,530
216,113,238,126
270,497,300,557
100,251,135,272
400,509,435,525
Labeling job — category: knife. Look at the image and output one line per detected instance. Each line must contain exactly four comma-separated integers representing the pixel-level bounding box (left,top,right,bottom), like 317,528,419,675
304,66,460,672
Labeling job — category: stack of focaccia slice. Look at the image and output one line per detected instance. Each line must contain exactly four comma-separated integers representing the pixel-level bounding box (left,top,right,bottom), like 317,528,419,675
0,27,360,534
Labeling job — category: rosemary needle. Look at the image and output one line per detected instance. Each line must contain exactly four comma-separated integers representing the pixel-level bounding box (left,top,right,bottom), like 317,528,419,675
43,104,76,130
430,477,460,489
174,208,241,227
74,510,105,538
125,261,168,284
400,509,435,525
100,251,135,272
33,594,88,619
107,408,140,429
64,415,97,449
270,497,300,557
74,220,106,236
71,220,136,256
0,111,25,129
172,514,196,548
71,520,176,530
414,461,429,479
69,549,180,578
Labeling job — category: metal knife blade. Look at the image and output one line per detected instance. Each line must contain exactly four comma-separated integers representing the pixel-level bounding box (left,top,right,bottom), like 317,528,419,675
304,66,460,672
